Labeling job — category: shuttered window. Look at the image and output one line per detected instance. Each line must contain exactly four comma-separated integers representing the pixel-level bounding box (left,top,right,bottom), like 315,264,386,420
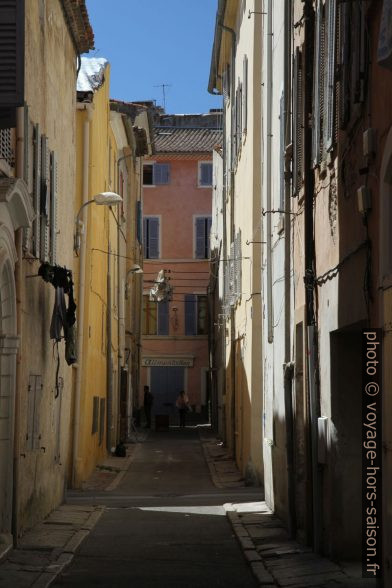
136,200,142,243
292,47,303,196
157,300,169,335
49,151,58,264
143,163,170,185
195,216,212,259
312,0,323,166
198,162,213,187
40,135,50,262
324,0,337,152
32,123,41,258
153,163,170,185
243,55,248,134
143,216,160,259
0,0,24,108
26,375,42,451
280,92,285,209
142,296,169,335
184,294,208,336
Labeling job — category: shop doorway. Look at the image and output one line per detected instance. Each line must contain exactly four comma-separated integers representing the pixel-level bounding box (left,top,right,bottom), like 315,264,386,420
150,367,185,425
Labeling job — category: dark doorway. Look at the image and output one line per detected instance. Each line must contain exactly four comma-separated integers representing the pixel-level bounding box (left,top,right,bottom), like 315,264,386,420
150,367,185,425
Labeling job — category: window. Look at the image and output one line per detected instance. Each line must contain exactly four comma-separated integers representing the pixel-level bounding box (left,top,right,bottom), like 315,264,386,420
142,296,169,335
198,162,213,187
27,375,42,451
185,294,208,336
143,216,160,259
195,216,212,259
92,396,99,434
143,163,170,185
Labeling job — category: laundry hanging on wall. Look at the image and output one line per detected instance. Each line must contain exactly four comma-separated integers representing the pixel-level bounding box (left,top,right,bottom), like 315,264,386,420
39,262,77,365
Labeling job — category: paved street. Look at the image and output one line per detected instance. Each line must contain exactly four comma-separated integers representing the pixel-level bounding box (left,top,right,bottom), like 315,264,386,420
53,428,260,587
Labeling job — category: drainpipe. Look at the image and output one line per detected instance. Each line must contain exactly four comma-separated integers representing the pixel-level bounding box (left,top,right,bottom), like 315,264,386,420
266,0,273,344
302,1,320,552
12,106,25,546
283,0,296,539
73,103,93,487
107,241,113,452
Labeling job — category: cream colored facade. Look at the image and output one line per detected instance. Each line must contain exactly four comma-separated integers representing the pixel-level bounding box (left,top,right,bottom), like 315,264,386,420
209,0,263,484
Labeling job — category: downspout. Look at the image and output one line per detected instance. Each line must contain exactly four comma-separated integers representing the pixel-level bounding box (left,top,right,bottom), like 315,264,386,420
283,0,296,538
73,103,93,487
302,1,320,552
107,241,113,452
266,0,273,344
12,106,25,546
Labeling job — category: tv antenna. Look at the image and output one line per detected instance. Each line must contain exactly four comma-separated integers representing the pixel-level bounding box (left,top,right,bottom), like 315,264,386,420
154,83,172,111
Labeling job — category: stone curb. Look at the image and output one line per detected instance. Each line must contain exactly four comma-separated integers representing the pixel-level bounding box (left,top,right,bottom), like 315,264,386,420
199,437,224,489
31,506,105,588
105,444,142,492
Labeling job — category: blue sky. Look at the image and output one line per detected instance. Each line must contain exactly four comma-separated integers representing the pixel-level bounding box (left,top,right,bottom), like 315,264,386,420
85,0,222,114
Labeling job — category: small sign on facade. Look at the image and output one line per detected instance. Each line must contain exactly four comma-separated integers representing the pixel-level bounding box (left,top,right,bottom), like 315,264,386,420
142,356,194,367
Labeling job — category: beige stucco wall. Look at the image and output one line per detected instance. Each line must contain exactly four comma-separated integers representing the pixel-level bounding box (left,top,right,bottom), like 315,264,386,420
17,0,78,533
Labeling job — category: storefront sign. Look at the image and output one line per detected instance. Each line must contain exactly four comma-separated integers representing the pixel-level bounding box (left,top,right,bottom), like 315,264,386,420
142,356,194,367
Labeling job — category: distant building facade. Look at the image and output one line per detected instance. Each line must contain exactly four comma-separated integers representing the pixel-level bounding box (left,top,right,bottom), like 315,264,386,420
140,110,222,425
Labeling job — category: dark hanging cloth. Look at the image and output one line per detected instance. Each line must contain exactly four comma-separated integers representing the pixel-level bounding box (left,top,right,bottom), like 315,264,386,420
50,287,67,342
39,262,77,365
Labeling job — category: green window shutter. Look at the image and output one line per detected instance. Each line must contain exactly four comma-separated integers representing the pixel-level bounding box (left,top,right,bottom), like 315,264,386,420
292,47,303,196
312,0,322,166
324,0,337,152
0,0,25,107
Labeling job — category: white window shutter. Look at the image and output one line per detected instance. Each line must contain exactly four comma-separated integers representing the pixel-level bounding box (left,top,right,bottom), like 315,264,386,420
234,231,242,301
280,92,285,210
49,151,58,264
229,241,235,306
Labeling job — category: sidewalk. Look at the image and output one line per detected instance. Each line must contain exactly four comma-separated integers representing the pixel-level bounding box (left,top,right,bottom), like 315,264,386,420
0,439,144,587
201,435,377,588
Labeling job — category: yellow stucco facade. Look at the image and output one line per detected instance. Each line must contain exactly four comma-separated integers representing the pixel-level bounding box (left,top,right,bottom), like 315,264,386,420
73,64,121,485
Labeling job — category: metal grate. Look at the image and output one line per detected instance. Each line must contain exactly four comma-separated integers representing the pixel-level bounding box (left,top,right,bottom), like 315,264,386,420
0,128,14,167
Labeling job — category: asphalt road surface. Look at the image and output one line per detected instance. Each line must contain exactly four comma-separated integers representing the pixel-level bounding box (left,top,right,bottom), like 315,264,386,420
53,427,261,587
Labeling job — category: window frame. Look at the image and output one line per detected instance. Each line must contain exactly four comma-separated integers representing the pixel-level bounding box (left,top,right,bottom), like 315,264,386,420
142,295,169,336
184,293,208,336
143,162,171,186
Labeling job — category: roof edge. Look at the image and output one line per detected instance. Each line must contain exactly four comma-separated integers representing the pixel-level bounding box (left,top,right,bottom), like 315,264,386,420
208,0,227,95
61,0,94,55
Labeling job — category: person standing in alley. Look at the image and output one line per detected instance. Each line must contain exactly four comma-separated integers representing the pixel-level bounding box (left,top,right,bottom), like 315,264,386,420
176,390,190,428
143,385,153,428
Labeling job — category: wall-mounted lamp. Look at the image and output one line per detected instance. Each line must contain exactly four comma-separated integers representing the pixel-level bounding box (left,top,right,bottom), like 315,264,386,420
125,264,144,299
74,192,123,252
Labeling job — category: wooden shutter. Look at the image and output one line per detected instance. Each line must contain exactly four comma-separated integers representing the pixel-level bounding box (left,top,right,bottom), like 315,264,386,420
143,217,147,258
136,200,142,243
234,231,242,301
32,123,41,258
49,151,57,264
0,0,25,107
153,163,170,185
312,0,322,166
339,2,351,129
157,300,169,335
324,0,337,151
243,55,248,133
185,294,196,335
292,47,303,196
40,135,50,262
229,241,235,305
280,92,285,209
147,217,159,259
200,163,212,186
207,217,212,258
195,217,206,258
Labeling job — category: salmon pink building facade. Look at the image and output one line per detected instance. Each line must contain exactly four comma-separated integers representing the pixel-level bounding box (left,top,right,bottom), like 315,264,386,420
140,110,222,425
